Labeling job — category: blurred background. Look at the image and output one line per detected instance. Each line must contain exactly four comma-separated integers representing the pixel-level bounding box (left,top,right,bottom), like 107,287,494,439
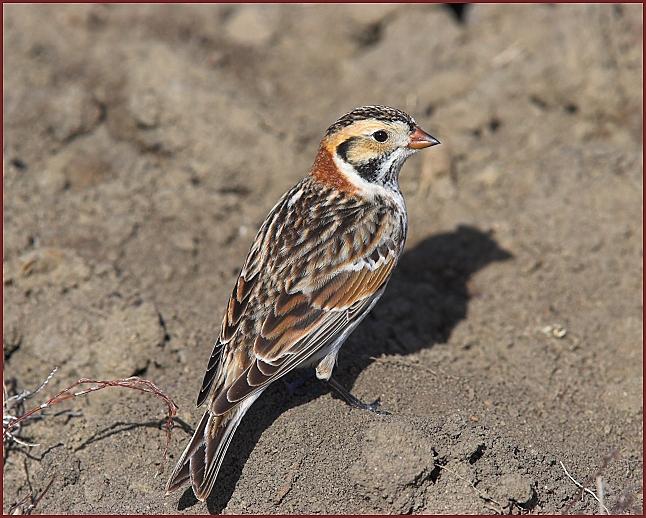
4,4,642,514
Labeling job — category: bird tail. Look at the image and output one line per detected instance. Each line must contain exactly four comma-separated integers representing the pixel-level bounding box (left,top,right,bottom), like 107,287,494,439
165,394,259,502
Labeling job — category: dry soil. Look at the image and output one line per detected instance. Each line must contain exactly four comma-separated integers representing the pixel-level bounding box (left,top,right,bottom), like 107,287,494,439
3,3,643,514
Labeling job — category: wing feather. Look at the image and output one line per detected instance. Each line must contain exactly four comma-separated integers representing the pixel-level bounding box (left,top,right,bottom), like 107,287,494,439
211,296,376,415
209,252,396,415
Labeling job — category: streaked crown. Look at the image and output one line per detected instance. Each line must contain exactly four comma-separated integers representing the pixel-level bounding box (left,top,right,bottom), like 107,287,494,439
326,105,416,136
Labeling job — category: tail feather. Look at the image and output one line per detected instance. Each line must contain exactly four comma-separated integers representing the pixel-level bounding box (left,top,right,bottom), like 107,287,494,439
165,461,190,494
166,411,209,494
166,394,260,502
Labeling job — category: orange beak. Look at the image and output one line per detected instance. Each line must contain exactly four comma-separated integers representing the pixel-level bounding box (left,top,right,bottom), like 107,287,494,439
408,126,440,149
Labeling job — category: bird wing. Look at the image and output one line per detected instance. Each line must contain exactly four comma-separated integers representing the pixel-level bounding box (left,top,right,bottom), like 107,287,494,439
196,178,404,414
195,201,275,407
210,248,398,416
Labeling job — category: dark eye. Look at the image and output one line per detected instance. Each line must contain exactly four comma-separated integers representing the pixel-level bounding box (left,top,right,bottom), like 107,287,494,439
372,130,388,142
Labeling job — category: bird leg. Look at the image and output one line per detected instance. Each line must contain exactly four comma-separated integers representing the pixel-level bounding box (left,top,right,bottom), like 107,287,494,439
327,377,390,415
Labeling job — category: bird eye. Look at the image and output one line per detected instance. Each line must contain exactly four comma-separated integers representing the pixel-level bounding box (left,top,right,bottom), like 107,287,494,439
372,130,388,142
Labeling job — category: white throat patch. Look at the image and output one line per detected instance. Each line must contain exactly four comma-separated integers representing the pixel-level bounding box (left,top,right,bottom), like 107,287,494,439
332,148,415,199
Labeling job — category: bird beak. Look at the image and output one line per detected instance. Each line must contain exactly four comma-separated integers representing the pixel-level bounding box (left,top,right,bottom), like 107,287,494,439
408,126,440,149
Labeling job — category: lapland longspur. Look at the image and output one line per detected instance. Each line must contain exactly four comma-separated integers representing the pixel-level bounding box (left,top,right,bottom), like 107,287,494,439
166,105,439,501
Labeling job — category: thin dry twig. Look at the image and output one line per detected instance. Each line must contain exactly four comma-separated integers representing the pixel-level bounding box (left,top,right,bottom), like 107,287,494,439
8,459,56,515
4,368,58,414
560,461,610,515
5,368,59,407
9,482,54,515
4,368,61,451
4,375,179,456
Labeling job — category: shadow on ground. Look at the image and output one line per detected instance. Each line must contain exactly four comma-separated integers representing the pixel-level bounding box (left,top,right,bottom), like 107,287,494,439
173,224,512,513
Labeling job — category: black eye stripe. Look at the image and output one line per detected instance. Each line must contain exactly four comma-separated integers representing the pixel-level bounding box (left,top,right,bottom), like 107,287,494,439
336,137,357,162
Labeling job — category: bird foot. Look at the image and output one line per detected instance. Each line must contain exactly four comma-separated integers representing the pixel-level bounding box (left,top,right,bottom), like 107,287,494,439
348,396,390,416
327,377,390,415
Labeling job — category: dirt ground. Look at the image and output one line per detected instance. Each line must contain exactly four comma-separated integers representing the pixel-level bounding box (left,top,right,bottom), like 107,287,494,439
3,3,643,514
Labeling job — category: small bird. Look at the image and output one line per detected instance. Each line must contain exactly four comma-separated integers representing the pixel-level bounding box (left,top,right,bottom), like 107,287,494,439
166,105,439,501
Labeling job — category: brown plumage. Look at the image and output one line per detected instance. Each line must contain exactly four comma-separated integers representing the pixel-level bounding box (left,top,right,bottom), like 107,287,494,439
166,105,439,502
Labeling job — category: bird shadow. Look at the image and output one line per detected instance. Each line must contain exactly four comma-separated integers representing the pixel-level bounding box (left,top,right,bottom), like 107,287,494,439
174,224,512,514
335,223,513,387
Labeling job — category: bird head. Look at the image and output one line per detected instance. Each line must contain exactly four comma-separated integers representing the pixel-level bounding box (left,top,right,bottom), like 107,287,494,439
317,105,439,192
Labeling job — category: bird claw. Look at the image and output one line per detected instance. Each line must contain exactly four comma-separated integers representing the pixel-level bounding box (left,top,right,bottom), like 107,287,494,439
327,378,391,415
361,398,390,416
